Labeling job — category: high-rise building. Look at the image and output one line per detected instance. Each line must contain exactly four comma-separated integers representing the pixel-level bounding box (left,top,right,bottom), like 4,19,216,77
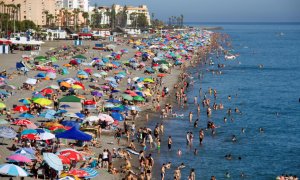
58,0,89,12
3,0,60,26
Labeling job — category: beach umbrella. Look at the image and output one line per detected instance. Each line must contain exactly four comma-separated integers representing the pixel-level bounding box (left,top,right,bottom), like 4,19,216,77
0,84,15,91
0,164,29,177
25,78,37,85
68,169,88,178
157,73,166,77
98,114,114,124
103,103,114,108
58,155,71,165
59,174,80,180
36,73,46,79
122,94,133,101
60,104,71,109
73,55,87,60
14,148,35,155
34,56,47,61
46,72,57,79
33,98,52,106
39,132,56,140
21,129,37,135
91,91,102,97
57,149,84,162
84,116,99,122
12,119,32,125
133,96,145,101
106,99,121,104
72,84,83,90
61,121,80,128
92,73,102,78
60,82,71,88
41,88,54,95
50,56,58,62
84,100,96,105
111,112,124,121
143,78,154,83
43,153,63,171
81,168,99,179
127,106,142,111
21,134,40,140
49,85,60,89
84,68,92,73
18,98,31,105
19,113,35,119
99,71,107,76
7,154,31,163
0,119,9,125
0,102,6,109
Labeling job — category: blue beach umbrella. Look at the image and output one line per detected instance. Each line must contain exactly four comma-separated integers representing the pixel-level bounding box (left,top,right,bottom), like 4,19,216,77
106,99,121,104
14,148,36,155
0,126,17,139
111,112,124,121
61,121,80,128
19,113,35,119
0,163,29,177
43,153,63,171
21,129,37,135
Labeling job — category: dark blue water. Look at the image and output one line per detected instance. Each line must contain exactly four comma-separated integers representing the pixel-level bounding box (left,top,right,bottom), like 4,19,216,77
148,24,300,179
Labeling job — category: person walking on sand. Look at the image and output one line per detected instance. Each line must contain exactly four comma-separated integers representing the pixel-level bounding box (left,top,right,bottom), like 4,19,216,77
168,136,172,151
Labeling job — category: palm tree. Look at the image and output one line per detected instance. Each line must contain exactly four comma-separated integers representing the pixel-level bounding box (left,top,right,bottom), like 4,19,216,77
72,8,80,31
43,10,49,27
48,14,54,27
180,14,184,27
82,11,89,27
0,1,5,32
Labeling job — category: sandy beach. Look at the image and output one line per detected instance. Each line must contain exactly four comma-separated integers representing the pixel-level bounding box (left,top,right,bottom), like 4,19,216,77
0,30,211,179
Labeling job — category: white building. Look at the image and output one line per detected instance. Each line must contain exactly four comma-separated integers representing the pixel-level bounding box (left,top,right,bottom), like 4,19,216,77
58,0,89,11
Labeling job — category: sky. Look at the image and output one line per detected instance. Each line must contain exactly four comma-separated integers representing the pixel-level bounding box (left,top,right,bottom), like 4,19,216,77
90,0,300,23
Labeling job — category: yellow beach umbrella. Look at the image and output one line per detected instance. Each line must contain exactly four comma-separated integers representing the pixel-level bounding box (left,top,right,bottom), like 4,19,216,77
33,98,53,106
72,84,83,89
144,78,154,83
0,102,6,109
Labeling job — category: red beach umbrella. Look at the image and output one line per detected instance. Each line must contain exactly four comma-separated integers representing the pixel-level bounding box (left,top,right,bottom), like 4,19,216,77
13,119,33,125
157,73,166,77
13,106,29,112
41,88,54,95
58,155,71,164
84,100,96,105
59,149,84,161
21,134,40,140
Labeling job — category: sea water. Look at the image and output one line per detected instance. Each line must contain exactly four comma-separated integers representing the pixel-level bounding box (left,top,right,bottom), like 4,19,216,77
147,23,300,179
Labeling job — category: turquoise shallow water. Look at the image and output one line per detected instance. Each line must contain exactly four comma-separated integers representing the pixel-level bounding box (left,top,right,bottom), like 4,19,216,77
147,23,300,179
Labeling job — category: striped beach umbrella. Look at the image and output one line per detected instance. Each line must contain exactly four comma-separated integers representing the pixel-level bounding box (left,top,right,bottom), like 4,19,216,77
81,168,99,179
0,164,29,177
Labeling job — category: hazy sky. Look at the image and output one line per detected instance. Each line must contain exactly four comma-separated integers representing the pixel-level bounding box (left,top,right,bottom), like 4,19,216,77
91,0,300,22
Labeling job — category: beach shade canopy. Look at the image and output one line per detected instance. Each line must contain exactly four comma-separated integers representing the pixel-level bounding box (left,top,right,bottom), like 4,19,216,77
13,105,29,112
81,168,99,179
43,153,63,171
57,149,84,162
7,154,32,163
0,164,29,177
0,126,17,138
56,126,92,141
59,95,81,103
73,55,87,60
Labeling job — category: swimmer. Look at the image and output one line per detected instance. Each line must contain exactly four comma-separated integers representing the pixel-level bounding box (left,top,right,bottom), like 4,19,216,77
228,95,231,100
194,148,198,155
223,117,227,123
225,172,230,178
241,128,245,133
232,135,237,142
177,149,182,156
238,156,242,160
194,119,198,128
259,127,264,133
225,154,232,160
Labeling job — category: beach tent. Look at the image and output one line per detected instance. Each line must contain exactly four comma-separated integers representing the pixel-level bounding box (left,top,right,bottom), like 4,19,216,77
56,126,92,141
59,96,82,113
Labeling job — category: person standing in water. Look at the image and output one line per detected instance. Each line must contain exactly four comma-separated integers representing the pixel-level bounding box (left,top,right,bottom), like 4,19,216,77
189,112,193,122
189,168,196,180
168,136,172,151
199,129,204,145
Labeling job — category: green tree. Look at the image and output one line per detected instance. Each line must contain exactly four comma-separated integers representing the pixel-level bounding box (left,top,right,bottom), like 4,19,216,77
110,4,116,29
137,13,148,28
82,11,89,26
